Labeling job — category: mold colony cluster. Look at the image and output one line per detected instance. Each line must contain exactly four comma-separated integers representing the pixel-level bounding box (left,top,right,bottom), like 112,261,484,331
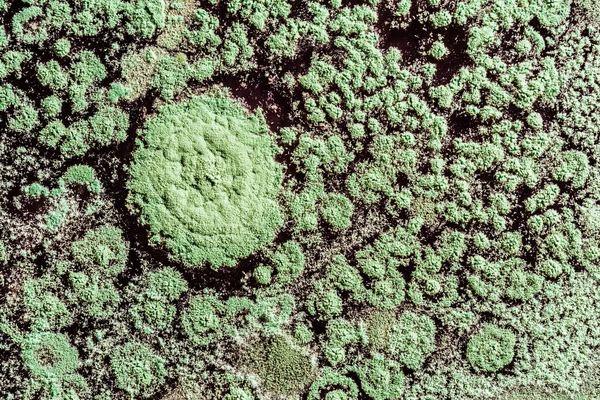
2,0,600,399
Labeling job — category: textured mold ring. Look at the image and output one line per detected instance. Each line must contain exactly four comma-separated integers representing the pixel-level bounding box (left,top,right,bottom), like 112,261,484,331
128,94,283,268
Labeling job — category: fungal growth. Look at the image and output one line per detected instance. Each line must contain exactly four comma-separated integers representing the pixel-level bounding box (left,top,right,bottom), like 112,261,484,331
128,94,283,268
3,0,600,399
